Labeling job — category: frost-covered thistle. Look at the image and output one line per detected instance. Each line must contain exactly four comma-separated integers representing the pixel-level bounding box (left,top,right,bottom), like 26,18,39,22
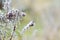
0,0,35,40
3,0,12,13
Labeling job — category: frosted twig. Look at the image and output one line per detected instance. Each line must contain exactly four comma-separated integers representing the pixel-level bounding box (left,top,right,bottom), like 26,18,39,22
21,20,35,34
10,25,16,40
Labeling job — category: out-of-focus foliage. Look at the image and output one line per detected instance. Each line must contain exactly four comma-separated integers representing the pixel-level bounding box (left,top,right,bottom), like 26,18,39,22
12,0,60,40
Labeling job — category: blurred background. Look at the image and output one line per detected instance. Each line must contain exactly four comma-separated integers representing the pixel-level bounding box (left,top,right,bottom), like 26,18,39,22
12,0,42,40
0,0,60,40
11,0,60,40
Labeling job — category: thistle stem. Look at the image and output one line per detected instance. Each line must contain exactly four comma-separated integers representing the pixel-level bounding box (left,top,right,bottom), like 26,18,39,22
10,25,16,40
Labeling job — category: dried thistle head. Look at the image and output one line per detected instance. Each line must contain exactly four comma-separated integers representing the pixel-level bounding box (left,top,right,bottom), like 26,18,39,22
5,9,26,22
15,9,26,17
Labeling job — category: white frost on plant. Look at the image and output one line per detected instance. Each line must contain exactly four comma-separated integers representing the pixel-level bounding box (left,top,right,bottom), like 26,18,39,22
21,20,35,34
3,0,12,13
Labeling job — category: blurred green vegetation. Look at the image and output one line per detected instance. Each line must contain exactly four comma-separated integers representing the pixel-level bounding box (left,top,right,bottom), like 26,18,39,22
15,9,42,40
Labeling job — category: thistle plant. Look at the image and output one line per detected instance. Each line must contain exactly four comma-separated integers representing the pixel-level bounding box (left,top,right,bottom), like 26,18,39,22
0,0,35,40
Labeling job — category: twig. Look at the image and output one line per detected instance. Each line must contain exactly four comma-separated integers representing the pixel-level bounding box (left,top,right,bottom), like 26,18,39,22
10,25,16,40
21,20,35,34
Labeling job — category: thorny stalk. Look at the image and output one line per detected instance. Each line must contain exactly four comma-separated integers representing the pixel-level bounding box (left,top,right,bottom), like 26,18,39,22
10,25,16,40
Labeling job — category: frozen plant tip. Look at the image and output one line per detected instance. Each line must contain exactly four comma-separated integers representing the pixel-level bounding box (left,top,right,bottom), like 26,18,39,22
21,20,35,34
